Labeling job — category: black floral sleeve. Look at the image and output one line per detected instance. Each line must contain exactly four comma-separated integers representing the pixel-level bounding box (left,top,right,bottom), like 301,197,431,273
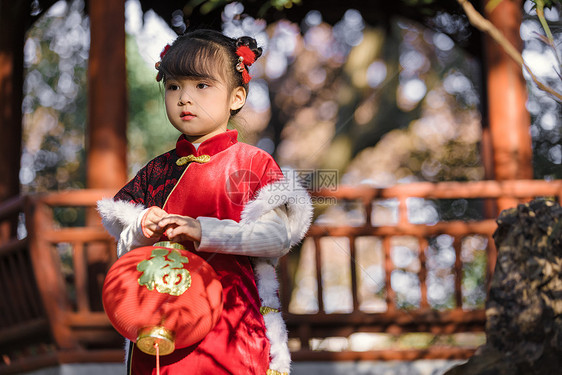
113,150,184,208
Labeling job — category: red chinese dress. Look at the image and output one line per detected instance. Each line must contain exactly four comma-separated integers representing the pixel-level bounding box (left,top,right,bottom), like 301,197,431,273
113,130,283,374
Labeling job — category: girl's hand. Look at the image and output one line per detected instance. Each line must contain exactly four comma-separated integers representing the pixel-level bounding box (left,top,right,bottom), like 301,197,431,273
158,215,202,243
141,207,168,239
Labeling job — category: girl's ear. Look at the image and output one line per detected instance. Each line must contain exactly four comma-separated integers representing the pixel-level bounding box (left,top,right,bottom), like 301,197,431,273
230,86,246,111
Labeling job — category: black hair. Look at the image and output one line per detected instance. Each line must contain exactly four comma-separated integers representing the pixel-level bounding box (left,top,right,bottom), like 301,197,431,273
157,30,262,115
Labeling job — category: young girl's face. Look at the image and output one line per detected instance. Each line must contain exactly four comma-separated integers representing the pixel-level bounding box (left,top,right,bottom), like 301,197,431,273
164,75,246,143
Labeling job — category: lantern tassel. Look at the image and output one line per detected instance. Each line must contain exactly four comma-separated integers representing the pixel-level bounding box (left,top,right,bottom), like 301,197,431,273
155,342,160,375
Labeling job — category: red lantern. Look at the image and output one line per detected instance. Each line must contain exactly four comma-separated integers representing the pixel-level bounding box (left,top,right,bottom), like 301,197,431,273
102,242,223,356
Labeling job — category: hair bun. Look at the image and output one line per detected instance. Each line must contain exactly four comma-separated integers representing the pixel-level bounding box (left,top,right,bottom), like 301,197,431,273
235,36,263,60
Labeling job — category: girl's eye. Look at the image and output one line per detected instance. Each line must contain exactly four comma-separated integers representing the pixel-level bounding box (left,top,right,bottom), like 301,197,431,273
196,83,209,89
167,84,180,91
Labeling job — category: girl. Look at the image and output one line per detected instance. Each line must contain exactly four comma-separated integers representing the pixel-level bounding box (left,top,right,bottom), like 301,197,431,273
97,29,313,375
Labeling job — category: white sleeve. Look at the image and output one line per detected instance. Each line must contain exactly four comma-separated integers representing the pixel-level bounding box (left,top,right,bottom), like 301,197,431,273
97,198,157,257
195,206,291,257
116,208,159,257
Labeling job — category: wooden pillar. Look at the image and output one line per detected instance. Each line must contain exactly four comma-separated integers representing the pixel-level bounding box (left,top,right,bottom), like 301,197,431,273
0,2,29,242
87,0,127,310
483,0,533,211
0,2,28,202
87,0,128,191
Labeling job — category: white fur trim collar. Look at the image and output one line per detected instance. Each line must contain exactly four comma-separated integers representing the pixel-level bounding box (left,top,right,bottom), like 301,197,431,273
97,198,146,240
254,260,291,373
245,168,314,375
241,168,313,247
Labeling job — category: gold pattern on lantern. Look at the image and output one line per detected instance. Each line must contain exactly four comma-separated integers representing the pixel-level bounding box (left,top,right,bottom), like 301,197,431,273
137,248,192,296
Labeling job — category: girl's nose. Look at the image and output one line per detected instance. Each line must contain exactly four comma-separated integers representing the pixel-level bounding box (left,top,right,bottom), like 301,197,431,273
179,91,191,105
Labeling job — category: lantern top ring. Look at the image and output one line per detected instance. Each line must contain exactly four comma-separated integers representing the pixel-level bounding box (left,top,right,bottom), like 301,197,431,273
154,241,186,250
137,326,176,356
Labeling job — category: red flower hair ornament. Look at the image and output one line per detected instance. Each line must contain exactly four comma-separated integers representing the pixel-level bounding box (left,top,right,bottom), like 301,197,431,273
235,45,256,84
155,44,171,82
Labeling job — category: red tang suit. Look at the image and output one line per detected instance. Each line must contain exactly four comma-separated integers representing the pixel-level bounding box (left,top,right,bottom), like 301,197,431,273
97,130,313,375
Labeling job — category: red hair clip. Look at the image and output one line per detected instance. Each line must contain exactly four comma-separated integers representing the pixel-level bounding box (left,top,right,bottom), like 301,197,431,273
155,43,172,82
236,45,256,84
160,44,171,59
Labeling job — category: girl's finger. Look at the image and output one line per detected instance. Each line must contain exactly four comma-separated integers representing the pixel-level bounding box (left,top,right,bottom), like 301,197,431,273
158,217,179,227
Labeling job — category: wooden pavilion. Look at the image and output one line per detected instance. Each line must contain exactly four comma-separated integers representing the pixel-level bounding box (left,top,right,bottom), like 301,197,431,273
1,0,561,373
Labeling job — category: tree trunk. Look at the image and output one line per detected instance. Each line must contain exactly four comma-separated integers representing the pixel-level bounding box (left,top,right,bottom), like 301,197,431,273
445,200,562,375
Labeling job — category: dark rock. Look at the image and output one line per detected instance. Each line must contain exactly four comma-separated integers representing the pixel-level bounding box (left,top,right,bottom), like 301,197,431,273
445,199,562,375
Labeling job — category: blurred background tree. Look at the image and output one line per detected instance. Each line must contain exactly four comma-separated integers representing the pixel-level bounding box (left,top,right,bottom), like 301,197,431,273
21,0,183,195
21,0,561,194
124,32,178,175
21,0,89,194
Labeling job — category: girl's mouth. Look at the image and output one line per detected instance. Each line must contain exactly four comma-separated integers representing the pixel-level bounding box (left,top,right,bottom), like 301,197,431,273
181,111,195,120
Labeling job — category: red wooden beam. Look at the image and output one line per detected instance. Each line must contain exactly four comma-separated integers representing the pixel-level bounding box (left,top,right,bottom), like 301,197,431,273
291,347,478,361
86,0,128,311
0,2,28,203
0,2,29,247
482,0,533,211
87,0,128,190
307,220,498,237
313,180,562,201
27,199,77,349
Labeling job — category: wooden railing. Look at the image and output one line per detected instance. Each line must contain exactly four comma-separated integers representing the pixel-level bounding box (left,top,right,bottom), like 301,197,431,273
0,190,122,374
278,180,562,361
0,196,47,353
1,180,561,373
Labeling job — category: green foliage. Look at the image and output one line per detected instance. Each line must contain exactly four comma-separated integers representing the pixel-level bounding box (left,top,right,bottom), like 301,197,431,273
125,35,178,175
269,0,302,10
187,0,302,15
462,248,486,308
530,0,561,10
22,1,89,195
186,0,229,15
488,0,562,12
22,1,179,197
